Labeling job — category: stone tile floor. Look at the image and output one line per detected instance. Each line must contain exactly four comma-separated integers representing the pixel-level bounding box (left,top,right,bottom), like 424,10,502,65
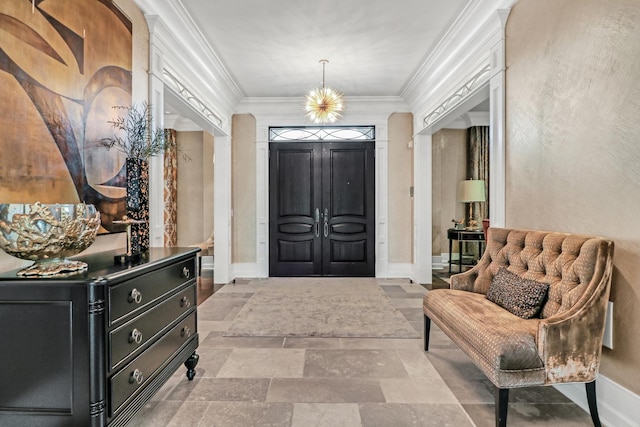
129,276,596,427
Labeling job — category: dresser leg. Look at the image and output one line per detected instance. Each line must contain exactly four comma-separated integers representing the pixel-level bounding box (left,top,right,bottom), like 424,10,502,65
184,352,199,380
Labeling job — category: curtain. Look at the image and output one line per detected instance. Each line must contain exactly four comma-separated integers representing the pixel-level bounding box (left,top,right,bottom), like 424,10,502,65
467,126,490,223
164,129,178,247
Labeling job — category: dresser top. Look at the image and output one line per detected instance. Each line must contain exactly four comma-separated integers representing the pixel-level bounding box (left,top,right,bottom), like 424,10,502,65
0,247,200,282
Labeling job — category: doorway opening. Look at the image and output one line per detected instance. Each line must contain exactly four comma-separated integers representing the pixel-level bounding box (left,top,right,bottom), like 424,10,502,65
268,126,376,277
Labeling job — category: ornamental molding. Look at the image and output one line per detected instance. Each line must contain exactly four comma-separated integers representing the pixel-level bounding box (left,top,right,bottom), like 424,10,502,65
163,69,223,128
422,64,491,128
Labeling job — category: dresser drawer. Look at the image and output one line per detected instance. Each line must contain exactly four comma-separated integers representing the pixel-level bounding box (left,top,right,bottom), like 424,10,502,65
109,311,197,416
109,258,196,324
109,284,196,370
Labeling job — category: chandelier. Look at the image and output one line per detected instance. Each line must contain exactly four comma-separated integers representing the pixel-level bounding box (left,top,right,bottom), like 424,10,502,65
305,59,344,124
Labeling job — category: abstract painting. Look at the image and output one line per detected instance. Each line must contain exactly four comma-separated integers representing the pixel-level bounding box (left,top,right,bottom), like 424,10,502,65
0,0,132,232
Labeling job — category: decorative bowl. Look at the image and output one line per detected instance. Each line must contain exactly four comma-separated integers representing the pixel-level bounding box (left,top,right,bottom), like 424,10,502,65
0,202,101,276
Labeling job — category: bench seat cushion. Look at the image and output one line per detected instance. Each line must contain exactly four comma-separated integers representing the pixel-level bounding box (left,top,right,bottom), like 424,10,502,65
424,289,546,387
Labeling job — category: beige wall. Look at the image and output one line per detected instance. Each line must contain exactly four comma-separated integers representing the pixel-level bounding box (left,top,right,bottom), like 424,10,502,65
176,131,214,247
505,0,640,394
388,113,414,263
232,114,257,263
432,129,467,257
203,132,215,243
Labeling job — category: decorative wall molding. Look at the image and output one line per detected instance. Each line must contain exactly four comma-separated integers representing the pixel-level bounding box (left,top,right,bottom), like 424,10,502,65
163,69,223,128
139,2,241,135
422,65,491,128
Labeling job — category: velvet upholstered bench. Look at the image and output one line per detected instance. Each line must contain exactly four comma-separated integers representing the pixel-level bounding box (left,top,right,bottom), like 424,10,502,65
423,227,614,427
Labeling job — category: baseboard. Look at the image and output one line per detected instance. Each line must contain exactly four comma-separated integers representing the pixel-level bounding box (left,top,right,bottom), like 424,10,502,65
200,255,214,271
432,255,444,270
230,263,260,282
386,263,413,279
554,374,640,427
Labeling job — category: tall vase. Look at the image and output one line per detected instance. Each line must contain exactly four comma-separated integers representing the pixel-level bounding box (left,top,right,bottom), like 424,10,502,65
126,158,149,253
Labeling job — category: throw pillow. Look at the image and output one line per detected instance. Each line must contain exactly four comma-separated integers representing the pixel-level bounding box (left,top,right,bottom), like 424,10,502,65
486,267,550,319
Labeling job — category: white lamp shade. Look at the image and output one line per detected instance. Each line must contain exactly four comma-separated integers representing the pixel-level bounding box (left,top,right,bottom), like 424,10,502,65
458,180,486,202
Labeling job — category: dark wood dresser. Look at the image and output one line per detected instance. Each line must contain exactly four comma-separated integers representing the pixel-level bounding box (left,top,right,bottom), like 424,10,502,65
0,247,200,426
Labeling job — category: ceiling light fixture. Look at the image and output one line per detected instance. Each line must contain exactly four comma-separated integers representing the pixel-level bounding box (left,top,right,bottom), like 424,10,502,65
305,59,344,124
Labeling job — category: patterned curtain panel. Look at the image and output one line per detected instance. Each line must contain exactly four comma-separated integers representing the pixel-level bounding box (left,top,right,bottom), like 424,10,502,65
164,129,178,247
467,126,490,222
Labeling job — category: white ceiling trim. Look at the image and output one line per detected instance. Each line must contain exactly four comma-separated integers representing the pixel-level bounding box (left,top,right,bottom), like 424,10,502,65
136,0,243,123
403,0,518,116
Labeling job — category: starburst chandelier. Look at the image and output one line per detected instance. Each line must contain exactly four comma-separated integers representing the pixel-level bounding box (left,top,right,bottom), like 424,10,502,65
305,59,344,124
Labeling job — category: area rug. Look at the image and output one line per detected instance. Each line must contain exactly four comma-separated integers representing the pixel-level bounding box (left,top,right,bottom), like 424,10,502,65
223,278,420,338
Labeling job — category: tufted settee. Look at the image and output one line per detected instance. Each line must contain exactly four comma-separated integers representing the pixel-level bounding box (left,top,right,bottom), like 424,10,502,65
423,227,614,427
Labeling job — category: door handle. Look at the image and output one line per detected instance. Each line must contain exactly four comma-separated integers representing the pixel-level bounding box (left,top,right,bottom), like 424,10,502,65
314,208,320,237
323,208,329,238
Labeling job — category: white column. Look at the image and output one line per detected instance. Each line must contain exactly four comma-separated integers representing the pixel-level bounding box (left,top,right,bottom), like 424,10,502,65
488,9,509,228
255,122,269,278
214,135,232,284
375,124,389,278
413,133,432,284
147,16,165,247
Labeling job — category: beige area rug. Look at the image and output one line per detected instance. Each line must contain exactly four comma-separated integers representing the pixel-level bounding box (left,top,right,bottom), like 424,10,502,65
223,278,420,338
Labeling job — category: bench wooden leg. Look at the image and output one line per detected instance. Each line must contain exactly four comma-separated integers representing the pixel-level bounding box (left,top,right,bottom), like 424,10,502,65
424,315,431,352
495,387,508,427
586,380,602,427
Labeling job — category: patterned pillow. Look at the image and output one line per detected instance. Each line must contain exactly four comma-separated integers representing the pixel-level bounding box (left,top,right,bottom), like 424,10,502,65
486,267,550,319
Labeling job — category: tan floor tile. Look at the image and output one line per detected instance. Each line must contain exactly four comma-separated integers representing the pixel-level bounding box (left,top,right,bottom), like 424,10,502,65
195,348,233,378
267,378,386,403
392,297,424,308
128,401,185,427
396,348,441,379
380,378,458,404
217,348,305,378
200,334,285,348
359,403,474,427
284,337,342,348
400,283,429,294
291,403,361,427
201,402,293,426
197,320,233,332
187,378,270,402
166,401,210,427
303,349,409,378
339,337,422,350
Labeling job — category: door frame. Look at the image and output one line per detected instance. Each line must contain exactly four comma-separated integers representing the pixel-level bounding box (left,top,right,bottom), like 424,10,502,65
251,117,392,279
268,138,376,277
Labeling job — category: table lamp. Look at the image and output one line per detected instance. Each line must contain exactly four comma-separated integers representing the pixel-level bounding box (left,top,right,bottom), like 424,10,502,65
458,179,485,230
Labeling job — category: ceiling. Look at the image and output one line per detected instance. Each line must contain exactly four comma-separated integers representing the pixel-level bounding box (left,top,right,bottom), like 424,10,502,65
175,0,472,99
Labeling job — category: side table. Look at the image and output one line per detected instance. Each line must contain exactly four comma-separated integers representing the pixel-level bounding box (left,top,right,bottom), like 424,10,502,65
448,228,486,273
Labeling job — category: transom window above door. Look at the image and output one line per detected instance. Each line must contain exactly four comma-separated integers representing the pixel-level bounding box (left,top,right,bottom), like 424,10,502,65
269,126,375,142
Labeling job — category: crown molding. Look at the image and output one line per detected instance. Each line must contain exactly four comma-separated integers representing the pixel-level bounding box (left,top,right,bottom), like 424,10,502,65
134,0,243,118
402,0,516,117
236,96,410,126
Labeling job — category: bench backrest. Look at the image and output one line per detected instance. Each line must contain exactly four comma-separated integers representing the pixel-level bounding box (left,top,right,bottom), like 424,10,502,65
471,227,614,318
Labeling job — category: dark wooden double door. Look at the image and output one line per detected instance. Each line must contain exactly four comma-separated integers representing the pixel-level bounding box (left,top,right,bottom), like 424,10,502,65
269,141,375,277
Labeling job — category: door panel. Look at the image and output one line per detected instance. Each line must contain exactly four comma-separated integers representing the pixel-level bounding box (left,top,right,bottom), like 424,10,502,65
322,143,375,276
269,141,374,277
269,144,321,276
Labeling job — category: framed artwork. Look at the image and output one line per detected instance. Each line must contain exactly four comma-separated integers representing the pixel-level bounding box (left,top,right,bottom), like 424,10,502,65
0,0,132,233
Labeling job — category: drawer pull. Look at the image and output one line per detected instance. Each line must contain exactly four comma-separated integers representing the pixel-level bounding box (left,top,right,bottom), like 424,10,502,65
181,326,192,338
129,369,144,385
182,266,191,279
128,328,143,344
128,288,143,304
180,296,192,308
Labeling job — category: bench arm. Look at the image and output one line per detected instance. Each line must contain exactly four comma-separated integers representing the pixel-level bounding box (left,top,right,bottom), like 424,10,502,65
537,255,613,385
